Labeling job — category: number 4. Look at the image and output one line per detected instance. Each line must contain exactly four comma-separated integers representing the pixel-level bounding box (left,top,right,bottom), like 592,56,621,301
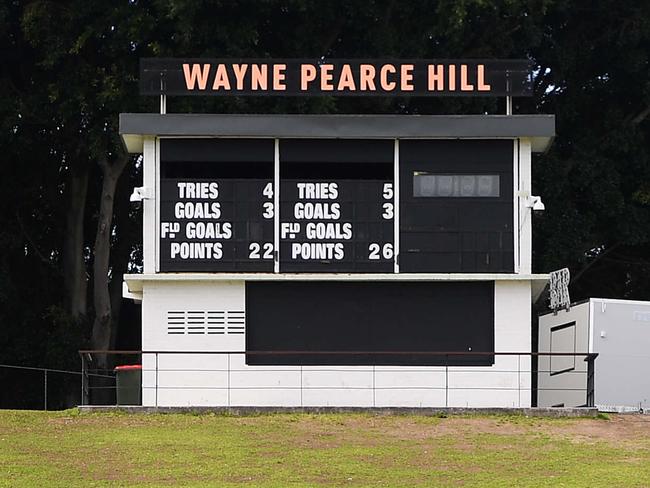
263,182,273,199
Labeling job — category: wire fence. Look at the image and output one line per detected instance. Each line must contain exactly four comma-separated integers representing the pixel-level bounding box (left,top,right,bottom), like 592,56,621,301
0,364,113,410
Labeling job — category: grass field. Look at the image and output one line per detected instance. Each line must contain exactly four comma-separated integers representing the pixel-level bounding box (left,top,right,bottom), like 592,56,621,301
0,410,649,487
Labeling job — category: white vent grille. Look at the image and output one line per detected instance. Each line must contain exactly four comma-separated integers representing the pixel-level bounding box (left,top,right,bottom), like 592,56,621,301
166,310,245,335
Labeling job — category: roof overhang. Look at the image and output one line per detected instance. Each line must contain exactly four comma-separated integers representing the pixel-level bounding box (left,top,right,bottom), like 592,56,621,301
124,272,549,298
119,113,555,154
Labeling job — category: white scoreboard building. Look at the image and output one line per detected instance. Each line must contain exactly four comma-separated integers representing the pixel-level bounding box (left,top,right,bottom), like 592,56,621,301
120,113,554,408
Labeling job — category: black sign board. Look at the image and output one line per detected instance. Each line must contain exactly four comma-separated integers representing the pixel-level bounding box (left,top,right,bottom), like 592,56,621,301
158,138,515,274
159,139,275,272
141,58,532,97
279,179,394,272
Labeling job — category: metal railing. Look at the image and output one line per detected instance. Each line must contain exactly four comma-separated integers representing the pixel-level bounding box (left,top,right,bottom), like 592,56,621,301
78,351,598,409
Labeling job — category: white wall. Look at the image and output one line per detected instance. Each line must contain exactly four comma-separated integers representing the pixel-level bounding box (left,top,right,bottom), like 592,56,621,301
591,299,650,411
537,303,590,407
141,280,532,408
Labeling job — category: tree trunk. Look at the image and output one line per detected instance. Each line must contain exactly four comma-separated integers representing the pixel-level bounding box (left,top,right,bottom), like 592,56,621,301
91,155,129,368
62,165,89,319
107,169,133,350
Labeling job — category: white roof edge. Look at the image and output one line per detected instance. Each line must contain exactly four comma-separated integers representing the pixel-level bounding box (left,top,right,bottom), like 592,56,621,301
124,273,550,293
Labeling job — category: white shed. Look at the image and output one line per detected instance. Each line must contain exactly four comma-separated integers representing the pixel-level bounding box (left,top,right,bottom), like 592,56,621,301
538,298,650,412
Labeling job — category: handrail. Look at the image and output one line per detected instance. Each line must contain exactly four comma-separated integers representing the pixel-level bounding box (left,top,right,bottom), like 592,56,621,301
78,350,598,357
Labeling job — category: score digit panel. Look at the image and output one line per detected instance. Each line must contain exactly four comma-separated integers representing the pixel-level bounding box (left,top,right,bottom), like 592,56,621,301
159,178,275,272
279,180,394,272
157,138,396,274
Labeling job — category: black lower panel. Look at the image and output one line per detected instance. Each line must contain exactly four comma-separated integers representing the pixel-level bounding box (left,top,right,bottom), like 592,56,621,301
246,281,494,366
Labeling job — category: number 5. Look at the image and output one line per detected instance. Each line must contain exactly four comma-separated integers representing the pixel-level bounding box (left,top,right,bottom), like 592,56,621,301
383,183,393,200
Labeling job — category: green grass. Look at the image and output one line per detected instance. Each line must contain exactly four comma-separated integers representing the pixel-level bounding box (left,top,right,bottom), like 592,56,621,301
1,410,649,487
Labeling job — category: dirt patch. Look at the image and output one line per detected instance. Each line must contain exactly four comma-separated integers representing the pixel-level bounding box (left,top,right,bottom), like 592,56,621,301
264,414,650,452
543,414,650,445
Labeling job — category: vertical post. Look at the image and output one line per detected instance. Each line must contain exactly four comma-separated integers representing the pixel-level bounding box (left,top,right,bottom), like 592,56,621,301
227,353,231,407
300,366,303,408
80,355,86,406
372,365,376,408
586,354,596,408
44,370,48,411
517,354,521,408
393,139,400,273
445,355,449,408
505,79,512,115
155,352,159,408
159,74,166,114
273,139,280,273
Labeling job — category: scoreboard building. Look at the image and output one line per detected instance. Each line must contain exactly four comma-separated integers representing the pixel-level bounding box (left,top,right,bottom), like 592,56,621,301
120,60,555,408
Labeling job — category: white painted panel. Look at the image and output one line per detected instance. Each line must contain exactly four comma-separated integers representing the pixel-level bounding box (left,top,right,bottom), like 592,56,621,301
156,370,228,389
591,299,650,411
375,389,446,407
142,281,245,352
374,369,446,388
449,389,523,408
302,388,373,407
155,388,229,407
302,370,373,389
537,303,590,407
230,389,301,407
230,370,301,388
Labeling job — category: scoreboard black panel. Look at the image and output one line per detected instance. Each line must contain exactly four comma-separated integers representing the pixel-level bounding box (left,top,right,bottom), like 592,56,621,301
279,179,394,272
160,178,274,272
160,139,274,272
280,139,394,273
246,281,495,366
158,138,514,273
400,140,514,273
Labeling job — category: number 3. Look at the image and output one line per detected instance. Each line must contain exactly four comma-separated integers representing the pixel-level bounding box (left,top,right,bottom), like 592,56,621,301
262,202,274,219
382,202,393,219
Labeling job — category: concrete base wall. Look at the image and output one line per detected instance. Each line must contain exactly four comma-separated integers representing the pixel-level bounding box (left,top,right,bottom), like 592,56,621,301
79,405,598,418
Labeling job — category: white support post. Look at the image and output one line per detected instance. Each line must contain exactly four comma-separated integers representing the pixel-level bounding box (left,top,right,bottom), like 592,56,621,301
143,137,157,274
513,139,520,273
393,139,400,274
518,138,533,274
273,139,280,273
